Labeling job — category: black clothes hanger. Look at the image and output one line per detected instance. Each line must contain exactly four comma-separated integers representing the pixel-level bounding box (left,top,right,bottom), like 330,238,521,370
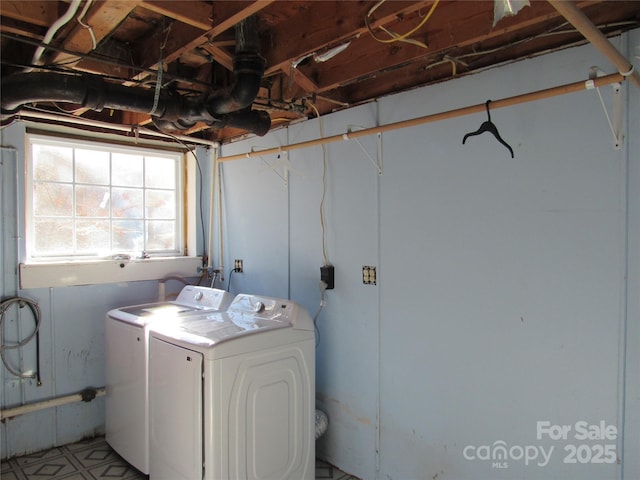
462,100,514,158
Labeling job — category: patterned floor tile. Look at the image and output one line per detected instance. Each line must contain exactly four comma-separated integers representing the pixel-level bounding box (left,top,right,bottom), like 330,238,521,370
1,469,25,480
87,459,145,479
13,448,65,467
3,436,358,479
315,459,359,480
19,455,79,478
2,458,15,474
69,445,118,469
64,437,110,453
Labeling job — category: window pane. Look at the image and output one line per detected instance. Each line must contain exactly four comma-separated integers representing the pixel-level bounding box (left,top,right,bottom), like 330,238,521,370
146,190,175,219
32,144,73,182
34,219,73,254
76,149,110,184
76,219,110,252
112,188,143,218
112,153,143,186
34,182,73,216
147,220,175,250
145,157,176,189
76,185,110,217
113,220,144,251
29,137,183,259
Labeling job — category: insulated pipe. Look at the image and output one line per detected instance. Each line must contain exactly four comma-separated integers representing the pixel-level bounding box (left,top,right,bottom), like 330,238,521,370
548,0,640,89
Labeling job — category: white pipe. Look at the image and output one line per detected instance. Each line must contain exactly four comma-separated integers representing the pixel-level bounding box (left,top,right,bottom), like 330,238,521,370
0,388,105,420
217,158,225,277
28,0,83,69
207,148,216,270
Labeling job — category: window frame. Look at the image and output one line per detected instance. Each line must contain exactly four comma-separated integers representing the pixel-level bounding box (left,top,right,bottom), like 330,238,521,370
25,133,186,262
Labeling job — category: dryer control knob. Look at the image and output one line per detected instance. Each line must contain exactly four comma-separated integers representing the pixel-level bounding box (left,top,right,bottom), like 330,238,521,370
194,291,204,301
254,301,265,313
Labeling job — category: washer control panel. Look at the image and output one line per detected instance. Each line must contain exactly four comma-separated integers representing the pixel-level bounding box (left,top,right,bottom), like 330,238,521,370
176,286,233,310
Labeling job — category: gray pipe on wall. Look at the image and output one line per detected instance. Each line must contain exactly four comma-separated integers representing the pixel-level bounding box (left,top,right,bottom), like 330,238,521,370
0,388,105,421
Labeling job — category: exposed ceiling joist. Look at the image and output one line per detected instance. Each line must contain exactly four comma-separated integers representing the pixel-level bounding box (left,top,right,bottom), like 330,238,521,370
50,0,142,68
1,0,638,144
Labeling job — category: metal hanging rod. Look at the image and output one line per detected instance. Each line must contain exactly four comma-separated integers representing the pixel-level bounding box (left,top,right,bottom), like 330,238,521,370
218,73,625,162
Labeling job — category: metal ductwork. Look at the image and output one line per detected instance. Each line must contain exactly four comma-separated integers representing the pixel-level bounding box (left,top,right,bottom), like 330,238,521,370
0,17,271,137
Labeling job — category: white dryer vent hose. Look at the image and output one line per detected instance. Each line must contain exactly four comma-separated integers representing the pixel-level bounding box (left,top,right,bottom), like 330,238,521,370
315,409,329,439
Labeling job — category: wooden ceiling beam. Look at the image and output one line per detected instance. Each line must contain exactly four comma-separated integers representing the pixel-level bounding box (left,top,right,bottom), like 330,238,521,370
290,67,319,93
262,1,434,96
130,0,275,83
121,111,153,126
326,1,638,107
0,1,59,28
50,0,141,66
165,0,276,68
303,0,579,94
0,18,46,41
199,44,234,71
139,1,213,31
263,1,430,76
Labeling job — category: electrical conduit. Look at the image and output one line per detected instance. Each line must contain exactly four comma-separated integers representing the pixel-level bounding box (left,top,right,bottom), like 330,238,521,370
27,0,83,70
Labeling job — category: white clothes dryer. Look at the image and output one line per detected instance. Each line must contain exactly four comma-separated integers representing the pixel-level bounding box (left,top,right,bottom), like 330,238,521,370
105,285,233,474
148,294,315,480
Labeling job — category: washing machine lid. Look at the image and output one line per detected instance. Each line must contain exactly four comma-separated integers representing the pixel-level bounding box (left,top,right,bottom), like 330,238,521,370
107,286,233,326
150,295,296,346
117,302,202,318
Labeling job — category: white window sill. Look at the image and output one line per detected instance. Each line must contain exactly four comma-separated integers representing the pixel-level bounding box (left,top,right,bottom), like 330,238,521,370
19,256,202,288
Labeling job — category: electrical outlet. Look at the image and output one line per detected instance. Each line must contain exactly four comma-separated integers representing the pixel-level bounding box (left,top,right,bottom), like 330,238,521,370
362,266,376,285
234,259,243,272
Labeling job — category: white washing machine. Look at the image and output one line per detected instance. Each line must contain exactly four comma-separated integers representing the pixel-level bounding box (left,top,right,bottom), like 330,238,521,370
148,294,315,480
105,285,233,474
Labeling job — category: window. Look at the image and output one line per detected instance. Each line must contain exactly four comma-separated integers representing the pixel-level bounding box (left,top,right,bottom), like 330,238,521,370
26,135,184,261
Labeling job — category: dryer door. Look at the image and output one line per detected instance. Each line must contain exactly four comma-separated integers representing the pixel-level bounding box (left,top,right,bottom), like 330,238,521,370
149,337,203,480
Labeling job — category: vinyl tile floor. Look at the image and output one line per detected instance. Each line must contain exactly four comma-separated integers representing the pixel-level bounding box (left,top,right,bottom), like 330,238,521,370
1,436,359,480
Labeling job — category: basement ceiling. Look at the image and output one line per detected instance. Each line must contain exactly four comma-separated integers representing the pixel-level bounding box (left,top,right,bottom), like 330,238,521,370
1,0,639,144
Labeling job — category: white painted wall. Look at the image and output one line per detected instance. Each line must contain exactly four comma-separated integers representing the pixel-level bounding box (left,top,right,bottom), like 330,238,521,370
623,28,640,480
0,123,208,459
1,28,637,480
220,31,639,480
